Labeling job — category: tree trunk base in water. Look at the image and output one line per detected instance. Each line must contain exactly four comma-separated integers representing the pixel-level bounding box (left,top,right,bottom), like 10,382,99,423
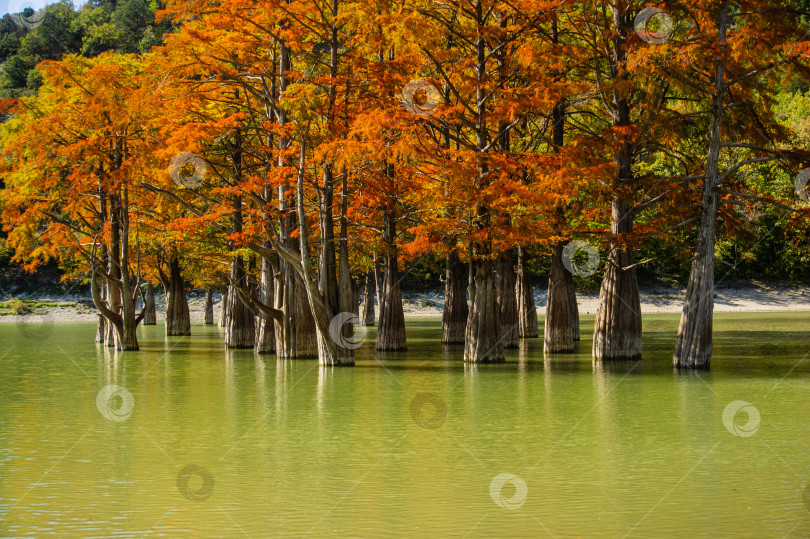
496,253,519,348
464,260,504,363
442,249,468,344
592,246,642,361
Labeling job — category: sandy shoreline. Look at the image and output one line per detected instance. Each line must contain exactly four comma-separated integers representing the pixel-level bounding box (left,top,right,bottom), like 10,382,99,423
1,283,809,324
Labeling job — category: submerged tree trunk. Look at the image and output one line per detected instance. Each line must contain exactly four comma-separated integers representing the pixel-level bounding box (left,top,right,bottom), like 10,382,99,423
96,278,108,343
225,191,255,349
361,270,375,327
255,256,276,353
593,199,642,360
203,288,214,325
218,287,228,327
163,255,191,337
568,277,580,341
143,282,157,325
674,3,728,369
225,260,255,349
545,242,576,353
516,247,538,338
496,251,519,348
442,248,468,344
593,7,642,362
376,207,406,351
464,259,503,363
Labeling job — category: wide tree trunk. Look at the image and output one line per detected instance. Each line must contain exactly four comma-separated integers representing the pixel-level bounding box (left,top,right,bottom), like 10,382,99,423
163,255,191,337
376,208,406,351
516,247,538,338
203,288,214,325
545,242,576,353
593,199,642,360
674,5,728,369
225,260,255,349
464,259,503,363
143,282,157,325
361,270,375,327
496,252,519,348
255,256,276,353
441,248,468,344
224,190,255,349
274,259,318,358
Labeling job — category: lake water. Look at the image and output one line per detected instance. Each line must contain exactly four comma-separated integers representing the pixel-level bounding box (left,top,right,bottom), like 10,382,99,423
1,313,809,537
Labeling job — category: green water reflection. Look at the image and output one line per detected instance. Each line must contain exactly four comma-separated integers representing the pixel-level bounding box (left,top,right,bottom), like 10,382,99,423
1,313,810,537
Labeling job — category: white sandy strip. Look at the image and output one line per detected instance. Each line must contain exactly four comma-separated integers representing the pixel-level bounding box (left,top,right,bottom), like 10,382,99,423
2,284,810,324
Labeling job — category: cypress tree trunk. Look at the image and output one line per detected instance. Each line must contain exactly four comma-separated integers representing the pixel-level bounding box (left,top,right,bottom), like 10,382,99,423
224,188,255,349
361,270,375,327
441,248,468,344
545,242,576,353
496,251,519,348
516,247,538,338
674,2,728,369
464,259,503,363
592,5,642,361
218,287,228,328
203,288,214,325
96,279,108,343
376,208,406,351
255,256,276,353
568,276,580,341
274,260,318,358
593,200,642,360
164,255,191,336
143,282,157,325
225,260,255,349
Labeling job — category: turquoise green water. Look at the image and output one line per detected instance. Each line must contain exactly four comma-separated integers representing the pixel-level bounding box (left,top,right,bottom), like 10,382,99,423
1,313,810,537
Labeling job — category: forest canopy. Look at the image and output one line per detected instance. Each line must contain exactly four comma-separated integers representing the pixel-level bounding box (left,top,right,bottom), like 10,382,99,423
1,0,809,369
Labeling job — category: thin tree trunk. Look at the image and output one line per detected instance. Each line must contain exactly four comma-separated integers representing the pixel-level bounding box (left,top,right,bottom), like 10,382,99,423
516,246,538,338
496,251,519,348
143,282,157,325
441,248,468,344
361,270,376,327
567,276,580,341
464,259,503,363
545,242,576,353
674,1,728,369
203,288,214,325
